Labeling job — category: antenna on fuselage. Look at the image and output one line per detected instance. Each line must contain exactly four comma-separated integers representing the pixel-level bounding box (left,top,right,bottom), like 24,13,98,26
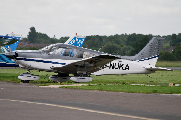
98,45,104,52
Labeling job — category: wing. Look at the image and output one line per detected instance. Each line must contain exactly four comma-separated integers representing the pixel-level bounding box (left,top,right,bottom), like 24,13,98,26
52,54,119,74
145,67,173,71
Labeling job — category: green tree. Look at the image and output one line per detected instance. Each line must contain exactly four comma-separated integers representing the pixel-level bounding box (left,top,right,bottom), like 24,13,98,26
129,35,150,55
171,34,177,40
59,37,70,43
178,33,181,38
37,32,49,40
101,43,121,55
83,35,103,50
170,37,181,46
120,46,133,56
158,51,178,61
126,33,137,46
172,43,181,61
27,27,37,43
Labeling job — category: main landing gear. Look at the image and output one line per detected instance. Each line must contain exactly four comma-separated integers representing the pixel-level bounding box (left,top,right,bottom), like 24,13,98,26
49,73,93,83
70,74,93,83
18,70,40,83
49,73,70,83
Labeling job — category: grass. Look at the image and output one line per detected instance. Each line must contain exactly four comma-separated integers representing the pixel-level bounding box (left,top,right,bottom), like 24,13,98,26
0,69,55,84
61,84,181,94
0,67,181,94
156,61,181,67
60,70,181,94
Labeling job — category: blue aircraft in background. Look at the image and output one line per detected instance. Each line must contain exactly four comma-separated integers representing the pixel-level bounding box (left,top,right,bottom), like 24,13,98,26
0,33,21,67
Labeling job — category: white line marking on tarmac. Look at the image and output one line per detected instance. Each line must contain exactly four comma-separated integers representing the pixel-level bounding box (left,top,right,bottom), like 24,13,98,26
0,99,158,120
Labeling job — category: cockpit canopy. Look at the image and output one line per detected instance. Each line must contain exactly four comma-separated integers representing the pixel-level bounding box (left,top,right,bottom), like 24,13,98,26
40,44,97,58
40,44,56,52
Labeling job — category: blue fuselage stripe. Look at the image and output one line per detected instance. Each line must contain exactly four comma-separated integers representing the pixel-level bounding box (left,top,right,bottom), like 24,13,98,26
16,58,66,65
138,55,159,62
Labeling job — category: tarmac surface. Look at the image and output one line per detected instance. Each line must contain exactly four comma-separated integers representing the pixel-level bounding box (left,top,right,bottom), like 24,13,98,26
0,81,181,120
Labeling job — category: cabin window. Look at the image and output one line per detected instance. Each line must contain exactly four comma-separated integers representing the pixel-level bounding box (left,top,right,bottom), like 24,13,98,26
83,52,87,58
54,46,75,57
52,46,95,58
49,46,57,54
76,50,83,58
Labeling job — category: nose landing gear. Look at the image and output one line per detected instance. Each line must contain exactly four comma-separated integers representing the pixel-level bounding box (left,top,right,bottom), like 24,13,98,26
18,70,40,83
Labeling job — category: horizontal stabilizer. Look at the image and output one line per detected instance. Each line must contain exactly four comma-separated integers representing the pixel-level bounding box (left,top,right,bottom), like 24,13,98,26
145,67,173,71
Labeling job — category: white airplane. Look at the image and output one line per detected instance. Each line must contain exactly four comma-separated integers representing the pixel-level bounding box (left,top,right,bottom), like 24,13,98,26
5,36,172,83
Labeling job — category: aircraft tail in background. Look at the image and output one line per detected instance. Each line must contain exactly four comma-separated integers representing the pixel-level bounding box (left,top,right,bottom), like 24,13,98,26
0,33,21,67
64,33,85,47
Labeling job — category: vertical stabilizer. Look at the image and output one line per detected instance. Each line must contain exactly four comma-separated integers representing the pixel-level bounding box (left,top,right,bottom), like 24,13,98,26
121,37,165,66
64,34,85,47
0,33,21,67
0,33,21,51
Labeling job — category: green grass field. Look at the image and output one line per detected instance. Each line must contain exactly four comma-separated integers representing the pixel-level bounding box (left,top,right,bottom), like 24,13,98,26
0,68,181,94
0,69,55,83
61,70,181,94
156,61,181,67
62,84,181,94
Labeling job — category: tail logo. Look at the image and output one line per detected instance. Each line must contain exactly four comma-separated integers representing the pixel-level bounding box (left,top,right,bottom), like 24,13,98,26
68,37,85,47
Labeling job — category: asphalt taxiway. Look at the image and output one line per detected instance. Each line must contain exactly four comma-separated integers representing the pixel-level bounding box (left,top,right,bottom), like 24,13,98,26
0,81,181,120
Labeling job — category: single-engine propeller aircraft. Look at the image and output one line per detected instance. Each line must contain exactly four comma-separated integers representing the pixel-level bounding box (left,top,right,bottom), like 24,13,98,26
0,33,21,67
5,36,172,83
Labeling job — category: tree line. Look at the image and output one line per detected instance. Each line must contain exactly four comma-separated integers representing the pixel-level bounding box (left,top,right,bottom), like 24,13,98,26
20,27,181,61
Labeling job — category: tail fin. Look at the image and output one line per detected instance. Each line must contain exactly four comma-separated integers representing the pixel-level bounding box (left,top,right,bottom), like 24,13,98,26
0,33,21,52
64,33,85,47
122,37,165,66
0,33,21,67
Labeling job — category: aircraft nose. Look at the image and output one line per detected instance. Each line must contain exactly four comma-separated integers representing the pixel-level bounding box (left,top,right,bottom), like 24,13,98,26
5,52,18,59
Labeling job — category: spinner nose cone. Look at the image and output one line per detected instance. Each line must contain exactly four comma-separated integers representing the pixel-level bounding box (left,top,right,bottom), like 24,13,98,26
5,52,18,59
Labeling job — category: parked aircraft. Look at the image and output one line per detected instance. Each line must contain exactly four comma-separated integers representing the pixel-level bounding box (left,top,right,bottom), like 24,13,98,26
5,37,172,83
0,33,21,67
1,33,85,67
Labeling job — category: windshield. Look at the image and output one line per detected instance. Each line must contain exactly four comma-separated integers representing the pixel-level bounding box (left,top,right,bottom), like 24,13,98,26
40,44,56,52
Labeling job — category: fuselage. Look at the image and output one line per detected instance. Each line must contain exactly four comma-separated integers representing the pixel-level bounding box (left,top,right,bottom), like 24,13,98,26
13,43,102,72
9,43,154,75
92,59,155,75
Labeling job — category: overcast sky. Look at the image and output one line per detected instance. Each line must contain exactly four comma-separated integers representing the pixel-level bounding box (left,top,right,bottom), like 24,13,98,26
0,0,181,38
